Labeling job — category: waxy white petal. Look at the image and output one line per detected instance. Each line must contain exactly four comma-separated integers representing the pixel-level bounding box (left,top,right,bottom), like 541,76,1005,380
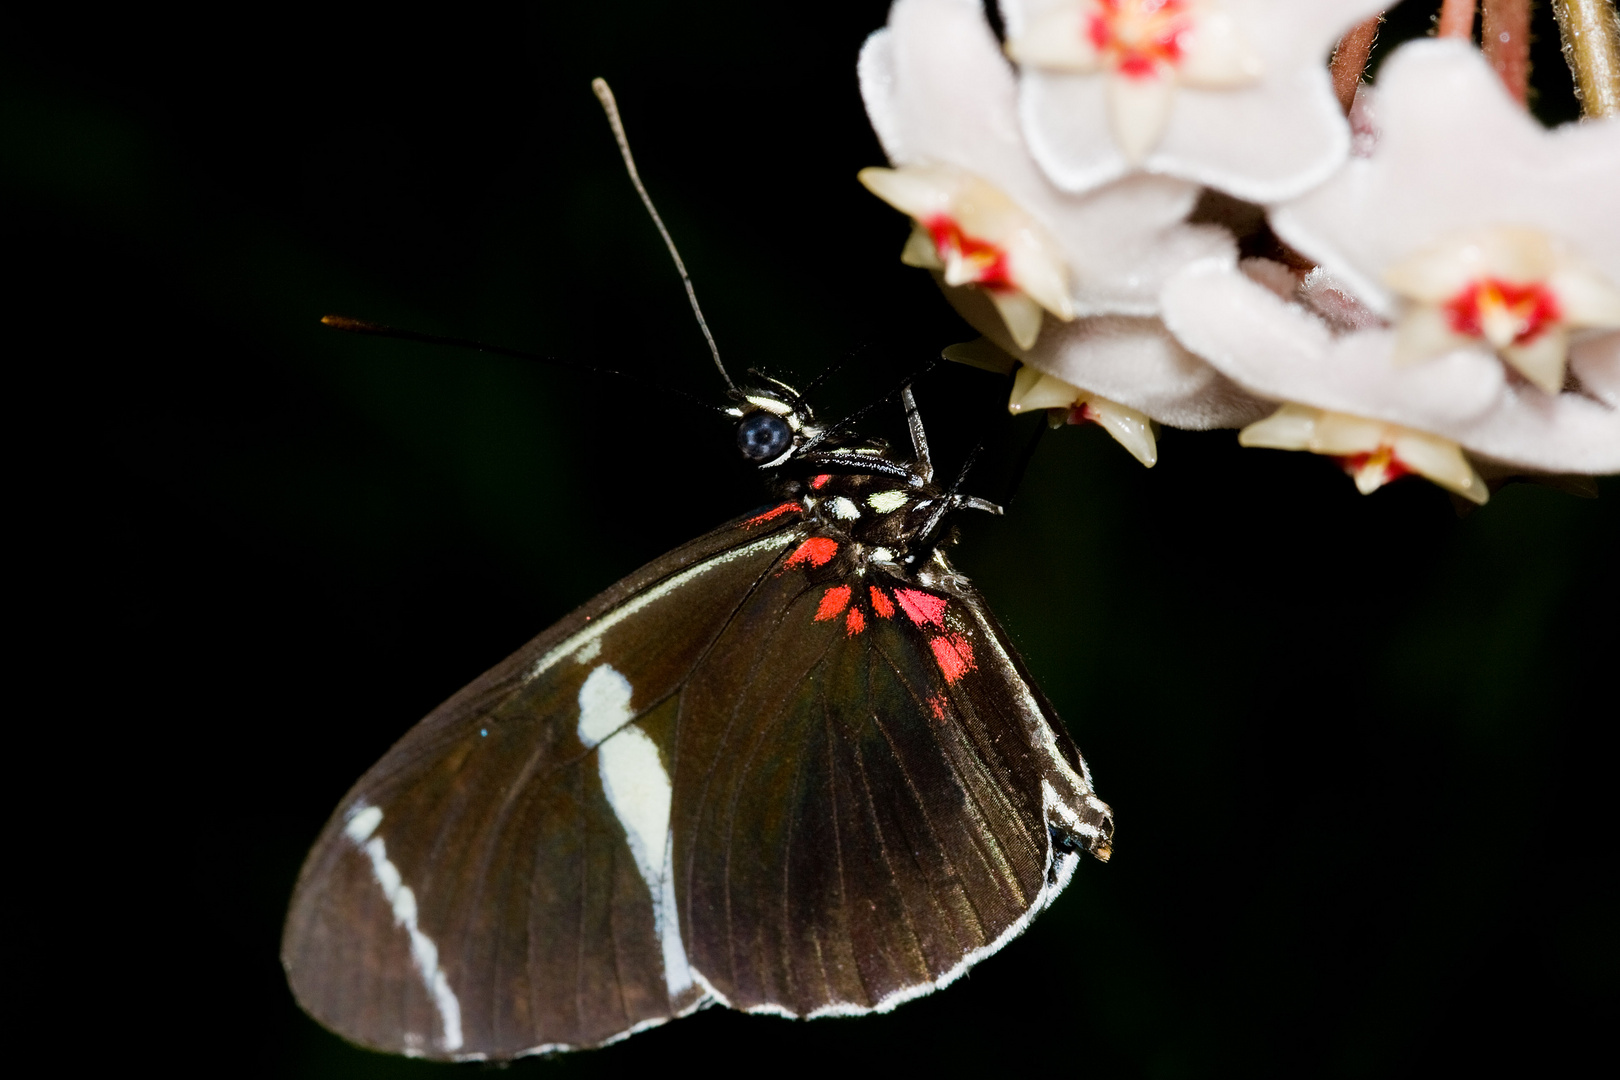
1007,366,1158,465
1080,394,1159,466
1240,404,1489,503
1177,10,1263,87
1502,328,1571,394
1551,266,1620,327
1163,258,1620,474
1005,0,1384,199
860,0,1229,320
991,290,1051,349
1009,5,1102,70
861,163,1076,346
1008,365,1084,413
1107,71,1177,164
1273,41,1620,321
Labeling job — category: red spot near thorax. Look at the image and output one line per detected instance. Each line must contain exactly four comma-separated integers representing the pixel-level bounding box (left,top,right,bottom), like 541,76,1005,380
1443,278,1562,345
894,588,948,628
815,585,851,621
744,502,801,527
786,537,839,568
1088,0,1190,80
930,633,977,684
923,215,1012,290
845,607,866,636
809,474,832,490
869,586,896,619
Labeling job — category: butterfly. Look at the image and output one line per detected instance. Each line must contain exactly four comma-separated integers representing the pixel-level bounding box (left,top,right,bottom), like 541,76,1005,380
281,78,1113,1063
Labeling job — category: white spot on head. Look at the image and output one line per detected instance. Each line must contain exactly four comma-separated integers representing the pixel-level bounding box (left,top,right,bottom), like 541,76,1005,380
577,665,633,748
344,803,464,1052
868,490,909,513
574,637,602,665
828,496,861,520
579,668,694,1000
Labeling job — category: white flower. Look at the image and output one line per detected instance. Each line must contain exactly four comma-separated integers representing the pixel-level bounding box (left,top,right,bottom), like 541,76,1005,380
1005,362,1160,465
859,0,1232,330
1240,403,1489,503
860,164,1074,348
1160,256,1620,475
1002,0,1386,200
1383,227,1620,394
1272,40,1620,395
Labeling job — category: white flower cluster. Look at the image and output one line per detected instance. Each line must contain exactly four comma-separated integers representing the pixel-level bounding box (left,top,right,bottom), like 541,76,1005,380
858,0,1620,500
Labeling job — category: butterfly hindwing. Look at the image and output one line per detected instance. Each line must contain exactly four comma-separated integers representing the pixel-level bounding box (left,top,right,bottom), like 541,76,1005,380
676,547,1107,1015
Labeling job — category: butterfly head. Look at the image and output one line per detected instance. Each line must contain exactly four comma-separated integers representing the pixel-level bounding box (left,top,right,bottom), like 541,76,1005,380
727,376,827,468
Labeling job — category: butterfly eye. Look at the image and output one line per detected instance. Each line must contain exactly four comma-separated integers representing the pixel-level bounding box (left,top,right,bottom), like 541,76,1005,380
736,411,793,462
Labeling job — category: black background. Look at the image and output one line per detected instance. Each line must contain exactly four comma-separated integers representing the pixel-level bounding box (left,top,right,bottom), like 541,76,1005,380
5,1,1613,1076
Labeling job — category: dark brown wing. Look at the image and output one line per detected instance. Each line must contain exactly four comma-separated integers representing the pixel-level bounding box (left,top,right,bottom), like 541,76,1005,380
673,551,1113,1017
284,507,1113,1060
281,503,808,1060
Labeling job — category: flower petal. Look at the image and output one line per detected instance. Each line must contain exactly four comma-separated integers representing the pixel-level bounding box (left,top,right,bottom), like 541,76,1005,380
1106,70,1177,164
1164,258,1620,473
1272,40,1620,320
1007,0,1383,199
862,0,1227,318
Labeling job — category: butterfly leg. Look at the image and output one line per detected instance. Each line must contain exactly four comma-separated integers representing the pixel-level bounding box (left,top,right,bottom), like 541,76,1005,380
901,383,933,483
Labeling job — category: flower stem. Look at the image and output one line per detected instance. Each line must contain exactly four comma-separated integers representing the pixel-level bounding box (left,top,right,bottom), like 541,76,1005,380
1552,0,1620,117
1482,0,1532,104
1438,0,1479,39
1331,14,1385,115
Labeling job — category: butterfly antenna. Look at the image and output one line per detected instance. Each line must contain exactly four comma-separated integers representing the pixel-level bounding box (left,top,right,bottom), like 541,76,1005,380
592,78,736,397
318,315,726,416
799,357,942,455
792,338,881,409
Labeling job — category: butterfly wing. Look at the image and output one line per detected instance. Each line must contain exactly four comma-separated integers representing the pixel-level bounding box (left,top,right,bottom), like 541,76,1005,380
284,509,1113,1060
282,504,808,1059
673,551,1112,1015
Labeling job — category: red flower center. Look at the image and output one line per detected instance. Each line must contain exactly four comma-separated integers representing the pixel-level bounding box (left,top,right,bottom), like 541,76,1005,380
1442,278,1562,346
924,215,1012,290
1335,446,1411,485
1087,0,1191,80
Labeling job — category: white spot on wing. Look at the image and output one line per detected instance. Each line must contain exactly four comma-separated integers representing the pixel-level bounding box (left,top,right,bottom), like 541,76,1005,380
574,637,602,665
577,666,695,1000
828,496,860,520
576,665,632,748
343,802,464,1052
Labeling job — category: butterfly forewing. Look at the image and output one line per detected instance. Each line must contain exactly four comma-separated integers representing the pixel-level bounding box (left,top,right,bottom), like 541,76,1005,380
283,507,807,1058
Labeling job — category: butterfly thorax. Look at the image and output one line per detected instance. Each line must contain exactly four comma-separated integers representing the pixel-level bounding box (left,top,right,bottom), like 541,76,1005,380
793,467,948,572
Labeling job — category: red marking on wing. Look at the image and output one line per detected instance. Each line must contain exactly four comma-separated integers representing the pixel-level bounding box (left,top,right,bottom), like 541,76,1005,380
926,693,948,721
785,537,839,569
744,502,802,527
810,474,832,490
930,633,977,684
845,607,866,636
815,585,851,621
895,588,948,628
869,586,895,619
